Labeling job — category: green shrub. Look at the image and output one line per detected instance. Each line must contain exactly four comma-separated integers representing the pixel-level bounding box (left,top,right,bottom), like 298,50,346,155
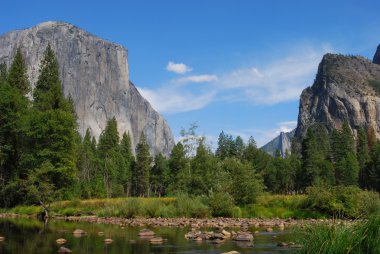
206,192,235,217
231,206,242,218
156,204,177,218
144,199,162,217
305,185,380,218
175,194,210,218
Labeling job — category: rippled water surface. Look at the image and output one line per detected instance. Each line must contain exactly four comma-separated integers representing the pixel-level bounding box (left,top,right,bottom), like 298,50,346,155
0,218,293,253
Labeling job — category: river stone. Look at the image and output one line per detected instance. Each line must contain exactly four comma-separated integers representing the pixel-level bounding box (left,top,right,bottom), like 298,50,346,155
232,232,254,241
138,229,155,237
149,237,164,244
55,238,67,244
104,238,113,244
57,246,72,253
72,229,86,235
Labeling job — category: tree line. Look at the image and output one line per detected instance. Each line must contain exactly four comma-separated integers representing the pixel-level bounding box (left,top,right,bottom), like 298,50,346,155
0,47,379,211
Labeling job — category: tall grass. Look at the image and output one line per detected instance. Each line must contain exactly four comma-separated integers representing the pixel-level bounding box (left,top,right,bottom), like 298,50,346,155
295,215,380,254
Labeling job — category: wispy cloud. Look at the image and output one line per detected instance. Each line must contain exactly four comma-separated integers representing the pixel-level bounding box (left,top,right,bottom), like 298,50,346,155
138,44,331,114
138,86,216,114
217,46,331,104
166,61,192,74
178,74,218,83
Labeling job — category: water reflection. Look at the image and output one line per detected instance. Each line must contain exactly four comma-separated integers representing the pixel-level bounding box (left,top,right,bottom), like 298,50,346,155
0,218,292,254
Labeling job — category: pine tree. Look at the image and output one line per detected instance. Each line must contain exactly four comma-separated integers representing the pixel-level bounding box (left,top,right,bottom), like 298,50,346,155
0,50,29,205
7,48,29,95
119,132,133,195
0,62,7,85
77,129,98,198
357,128,370,188
97,117,120,198
233,136,245,158
190,141,218,195
24,44,77,197
168,142,189,194
135,132,152,197
367,141,380,192
150,153,169,196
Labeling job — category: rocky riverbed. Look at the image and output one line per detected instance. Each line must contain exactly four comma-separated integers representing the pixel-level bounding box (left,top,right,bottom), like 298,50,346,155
0,213,357,228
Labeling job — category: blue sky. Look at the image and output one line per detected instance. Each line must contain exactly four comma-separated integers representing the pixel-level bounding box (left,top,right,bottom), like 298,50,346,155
2,1,380,147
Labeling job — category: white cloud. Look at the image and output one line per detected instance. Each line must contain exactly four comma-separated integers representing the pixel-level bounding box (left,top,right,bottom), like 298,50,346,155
166,61,192,74
177,74,218,83
140,44,331,114
217,46,331,104
138,86,216,114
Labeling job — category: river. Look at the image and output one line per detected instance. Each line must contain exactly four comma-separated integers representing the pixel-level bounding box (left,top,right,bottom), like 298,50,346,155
0,218,293,253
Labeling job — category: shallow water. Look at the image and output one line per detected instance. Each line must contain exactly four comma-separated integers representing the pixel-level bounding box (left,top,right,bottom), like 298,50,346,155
0,218,293,254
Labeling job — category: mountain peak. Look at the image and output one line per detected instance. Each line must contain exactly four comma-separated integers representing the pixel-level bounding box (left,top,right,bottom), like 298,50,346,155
374,44,380,64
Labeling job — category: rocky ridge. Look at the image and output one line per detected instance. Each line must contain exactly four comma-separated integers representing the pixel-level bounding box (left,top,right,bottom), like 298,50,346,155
261,129,295,157
0,21,175,156
294,51,380,142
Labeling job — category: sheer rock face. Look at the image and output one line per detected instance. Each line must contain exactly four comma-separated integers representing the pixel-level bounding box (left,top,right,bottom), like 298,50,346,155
295,53,380,141
373,44,380,64
261,129,295,157
0,21,174,156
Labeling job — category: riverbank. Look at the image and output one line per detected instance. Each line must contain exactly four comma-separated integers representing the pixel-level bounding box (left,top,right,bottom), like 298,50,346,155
0,212,358,229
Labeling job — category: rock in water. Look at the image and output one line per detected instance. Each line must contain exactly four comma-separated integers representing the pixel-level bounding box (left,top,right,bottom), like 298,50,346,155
0,21,174,156
57,247,72,253
295,53,380,142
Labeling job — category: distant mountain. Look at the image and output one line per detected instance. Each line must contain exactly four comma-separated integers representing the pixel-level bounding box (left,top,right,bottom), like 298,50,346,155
0,21,175,156
374,44,380,64
261,129,295,157
294,47,380,143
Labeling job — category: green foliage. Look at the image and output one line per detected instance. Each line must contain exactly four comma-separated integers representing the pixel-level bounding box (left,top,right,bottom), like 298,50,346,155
206,191,235,217
305,185,380,218
368,79,380,95
150,153,169,196
295,215,380,254
0,61,7,85
223,157,264,205
175,194,210,218
134,132,152,197
7,48,29,95
367,141,380,192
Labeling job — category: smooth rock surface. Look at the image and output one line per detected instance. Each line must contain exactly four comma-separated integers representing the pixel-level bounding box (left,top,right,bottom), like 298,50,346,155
0,21,174,156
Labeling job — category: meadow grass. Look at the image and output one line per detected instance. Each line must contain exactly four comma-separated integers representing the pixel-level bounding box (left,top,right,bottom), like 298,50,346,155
294,215,380,254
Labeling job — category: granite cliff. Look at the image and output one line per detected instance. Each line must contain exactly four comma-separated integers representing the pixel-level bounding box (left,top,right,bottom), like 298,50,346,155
294,49,380,142
0,21,175,156
261,129,295,157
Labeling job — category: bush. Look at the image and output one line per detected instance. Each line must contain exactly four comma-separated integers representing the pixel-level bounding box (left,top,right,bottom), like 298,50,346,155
305,185,380,218
175,194,210,218
144,199,162,217
206,192,235,217
156,204,177,218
